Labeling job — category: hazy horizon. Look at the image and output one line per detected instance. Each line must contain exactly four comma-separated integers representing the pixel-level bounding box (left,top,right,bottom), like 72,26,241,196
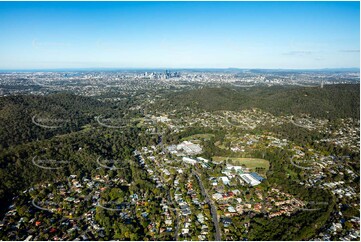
0,67,359,72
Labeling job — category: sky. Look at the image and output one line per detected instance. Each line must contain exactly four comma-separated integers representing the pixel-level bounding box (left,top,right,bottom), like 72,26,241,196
0,1,359,70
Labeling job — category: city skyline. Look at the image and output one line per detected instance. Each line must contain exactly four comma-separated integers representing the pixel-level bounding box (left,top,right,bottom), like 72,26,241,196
0,1,359,69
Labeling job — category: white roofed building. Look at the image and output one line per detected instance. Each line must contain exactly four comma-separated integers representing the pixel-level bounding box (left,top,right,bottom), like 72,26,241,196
240,173,261,186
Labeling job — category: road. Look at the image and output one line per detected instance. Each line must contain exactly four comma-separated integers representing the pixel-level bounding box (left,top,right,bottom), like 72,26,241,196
173,210,180,241
290,159,314,170
167,188,180,241
192,170,222,241
290,119,316,130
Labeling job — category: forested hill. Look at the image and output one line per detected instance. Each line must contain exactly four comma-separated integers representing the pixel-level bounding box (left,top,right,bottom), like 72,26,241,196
0,93,109,149
166,84,360,119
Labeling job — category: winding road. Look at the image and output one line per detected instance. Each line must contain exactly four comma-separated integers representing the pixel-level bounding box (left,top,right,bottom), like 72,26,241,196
166,188,180,241
192,170,221,241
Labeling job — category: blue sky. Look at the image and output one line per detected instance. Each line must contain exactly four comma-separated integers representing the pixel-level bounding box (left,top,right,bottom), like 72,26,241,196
0,1,359,69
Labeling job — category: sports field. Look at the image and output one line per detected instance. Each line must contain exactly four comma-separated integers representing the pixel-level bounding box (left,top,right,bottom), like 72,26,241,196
182,133,215,141
212,156,270,171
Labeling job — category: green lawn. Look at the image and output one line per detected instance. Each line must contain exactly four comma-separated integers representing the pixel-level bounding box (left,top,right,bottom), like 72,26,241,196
212,156,270,172
181,133,215,141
